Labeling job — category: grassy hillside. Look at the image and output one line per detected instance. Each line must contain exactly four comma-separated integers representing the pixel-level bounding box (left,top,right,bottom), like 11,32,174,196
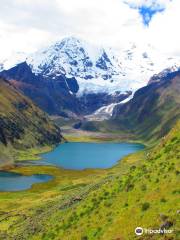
0,120,179,239
0,78,62,167
112,72,180,143
76,71,180,143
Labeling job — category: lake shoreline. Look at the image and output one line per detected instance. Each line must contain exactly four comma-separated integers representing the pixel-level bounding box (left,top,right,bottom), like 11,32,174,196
0,130,147,171
0,171,53,192
39,142,145,170
0,135,145,191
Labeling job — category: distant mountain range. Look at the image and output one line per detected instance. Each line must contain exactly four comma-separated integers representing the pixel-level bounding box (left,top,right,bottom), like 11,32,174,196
0,37,180,117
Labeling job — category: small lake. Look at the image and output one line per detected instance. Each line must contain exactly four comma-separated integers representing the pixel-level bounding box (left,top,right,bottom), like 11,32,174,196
0,171,53,192
0,143,144,191
39,142,144,170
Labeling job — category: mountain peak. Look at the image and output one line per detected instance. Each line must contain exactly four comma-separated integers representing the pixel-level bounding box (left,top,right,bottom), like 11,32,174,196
61,36,82,44
26,37,122,95
1,36,180,97
54,36,83,49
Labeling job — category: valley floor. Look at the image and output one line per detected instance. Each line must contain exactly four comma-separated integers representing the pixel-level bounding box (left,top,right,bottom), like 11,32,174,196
0,123,179,240
61,126,136,143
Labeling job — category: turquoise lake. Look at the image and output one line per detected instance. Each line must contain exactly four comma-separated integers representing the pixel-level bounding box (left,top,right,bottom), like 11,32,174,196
0,171,53,192
40,142,144,170
0,142,144,191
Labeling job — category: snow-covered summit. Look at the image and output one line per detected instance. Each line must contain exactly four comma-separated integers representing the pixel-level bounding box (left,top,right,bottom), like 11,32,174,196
26,37,180,95
1,37,180,96
26,37,121,92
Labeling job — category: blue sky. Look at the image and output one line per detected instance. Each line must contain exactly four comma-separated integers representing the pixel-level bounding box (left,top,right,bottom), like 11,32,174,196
124,0,172,26
138,5,165,25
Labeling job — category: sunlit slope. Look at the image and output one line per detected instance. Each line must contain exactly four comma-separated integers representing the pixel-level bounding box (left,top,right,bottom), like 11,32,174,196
48,120,179,240
0,120,179,239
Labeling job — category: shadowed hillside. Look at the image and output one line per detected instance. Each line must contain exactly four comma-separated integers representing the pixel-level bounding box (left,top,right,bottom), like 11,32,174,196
0,78,62,167
112,70,180,142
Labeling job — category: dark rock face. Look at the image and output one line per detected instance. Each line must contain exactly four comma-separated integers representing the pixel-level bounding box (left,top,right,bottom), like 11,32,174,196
148,68,180,85
96,51,112,71
0,62,82,116
0,62,131,116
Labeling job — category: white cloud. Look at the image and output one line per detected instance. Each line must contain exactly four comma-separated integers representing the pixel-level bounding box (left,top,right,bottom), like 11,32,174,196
147,0,180,55
0,0,179,59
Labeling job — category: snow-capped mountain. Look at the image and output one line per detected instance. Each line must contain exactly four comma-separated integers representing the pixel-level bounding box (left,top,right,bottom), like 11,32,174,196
1,37,180,97
26,37,122,95
26,37,180,96
0,36,180,117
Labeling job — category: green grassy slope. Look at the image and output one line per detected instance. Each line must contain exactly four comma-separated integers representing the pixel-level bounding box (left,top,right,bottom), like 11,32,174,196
112,73,180,143
0,78,62,167
0,120,179,240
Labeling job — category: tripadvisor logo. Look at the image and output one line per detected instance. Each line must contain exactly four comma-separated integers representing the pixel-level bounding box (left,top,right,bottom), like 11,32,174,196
135,227,143,235
135,226,174,236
